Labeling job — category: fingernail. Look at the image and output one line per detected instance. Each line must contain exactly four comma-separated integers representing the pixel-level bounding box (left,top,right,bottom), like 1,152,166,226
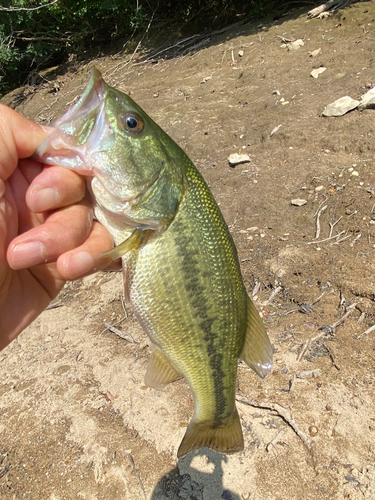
66,251,95,279
41,125,54,133
10,242,47,269
30,187,60,211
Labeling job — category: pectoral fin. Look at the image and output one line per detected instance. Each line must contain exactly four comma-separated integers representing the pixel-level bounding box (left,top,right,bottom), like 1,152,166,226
145,346,183,390
93,228,149,271
241,297,273,379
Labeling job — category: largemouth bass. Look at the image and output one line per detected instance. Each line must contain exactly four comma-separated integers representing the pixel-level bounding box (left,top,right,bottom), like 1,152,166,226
36,68,273,458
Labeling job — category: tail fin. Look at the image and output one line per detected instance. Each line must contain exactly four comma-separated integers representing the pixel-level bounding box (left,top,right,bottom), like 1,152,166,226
177,409,244,458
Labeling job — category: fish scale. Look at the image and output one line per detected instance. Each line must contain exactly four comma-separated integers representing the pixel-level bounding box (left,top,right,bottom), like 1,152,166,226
35,68,273,458
121,160,250,456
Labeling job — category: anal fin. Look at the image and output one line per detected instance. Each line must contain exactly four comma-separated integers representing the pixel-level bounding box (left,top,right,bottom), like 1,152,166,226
144,346,182,390
177,409,244,459
241,297,273,379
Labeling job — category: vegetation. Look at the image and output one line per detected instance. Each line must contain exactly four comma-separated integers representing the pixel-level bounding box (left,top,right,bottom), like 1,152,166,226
0,0,296,96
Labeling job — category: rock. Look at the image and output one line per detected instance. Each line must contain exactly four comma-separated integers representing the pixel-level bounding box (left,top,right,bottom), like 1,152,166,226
297,369,322,379
238,49,244,57
272,90,280,96
311,67,326,79
287,39,304,51
358,87,375,111
291,199,307,206
200,76,212,84
322,96,360,117
270,124,282,136
309,48,322,57
228,153,251,166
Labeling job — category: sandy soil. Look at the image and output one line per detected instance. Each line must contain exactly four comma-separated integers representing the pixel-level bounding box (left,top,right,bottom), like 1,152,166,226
1,2,375,499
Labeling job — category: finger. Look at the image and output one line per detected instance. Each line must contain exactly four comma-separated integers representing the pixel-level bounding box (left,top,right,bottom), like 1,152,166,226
0,105,48,181
7,201,93,270
56,221,116,280
25,163,86,213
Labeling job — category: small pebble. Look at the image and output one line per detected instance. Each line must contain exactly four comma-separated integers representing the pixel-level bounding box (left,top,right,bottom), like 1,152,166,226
309,48,322,57
311,67,326,79
291,198,307,206
351,171,359,176
315,185,324,192
348,167,354,173
309,425,319,437
228,153,251,166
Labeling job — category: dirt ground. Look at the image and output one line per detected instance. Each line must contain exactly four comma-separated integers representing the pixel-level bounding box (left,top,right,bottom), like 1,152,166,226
1,2,375,499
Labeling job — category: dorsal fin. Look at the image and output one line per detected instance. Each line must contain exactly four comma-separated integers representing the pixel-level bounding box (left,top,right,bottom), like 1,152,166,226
240,297,273,379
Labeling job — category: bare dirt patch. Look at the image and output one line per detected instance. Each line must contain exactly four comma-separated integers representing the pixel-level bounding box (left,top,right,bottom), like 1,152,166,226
1,3,375,499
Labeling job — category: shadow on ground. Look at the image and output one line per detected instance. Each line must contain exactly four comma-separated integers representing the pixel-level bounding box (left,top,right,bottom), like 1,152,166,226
151,449,241,500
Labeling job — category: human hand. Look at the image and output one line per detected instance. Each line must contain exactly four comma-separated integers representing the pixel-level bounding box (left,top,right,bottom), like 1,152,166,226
0,105,114,350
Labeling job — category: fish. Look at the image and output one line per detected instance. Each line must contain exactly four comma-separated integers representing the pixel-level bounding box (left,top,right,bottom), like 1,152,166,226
36,68,273,458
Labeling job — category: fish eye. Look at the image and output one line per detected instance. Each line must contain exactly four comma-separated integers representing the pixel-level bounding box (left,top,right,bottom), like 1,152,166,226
124,113,144,133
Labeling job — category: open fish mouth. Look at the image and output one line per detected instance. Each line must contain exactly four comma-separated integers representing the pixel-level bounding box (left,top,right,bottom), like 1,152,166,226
35,68,110,175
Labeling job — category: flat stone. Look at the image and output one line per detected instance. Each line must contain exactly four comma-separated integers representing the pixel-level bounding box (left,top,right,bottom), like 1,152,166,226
309,48,322,57
228,153,251,166
287,39,304,51
358,87,375,111
311,67,326,79
322,96,360,117
291,199,307,206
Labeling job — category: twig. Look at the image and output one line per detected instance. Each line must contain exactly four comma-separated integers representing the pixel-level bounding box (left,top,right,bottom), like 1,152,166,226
266,430,286,452
124,453,147,500
313,195,328,217
357,323,375,339
281,292,325,317
252,281,261,297
236,396,312,451
307,230,345,245
297,333,323,361
357,311,366,324
312,292,325,306
328,216,342,238
315,205,327,239
332,233,351,244
297,303,357,361
0,453,9,479
262,286,282,306
289,374,297,392
105,7,157,78
350,233,361,247
0,0,58,11
323,343,340,370
331,302,357,328
104,323,137,343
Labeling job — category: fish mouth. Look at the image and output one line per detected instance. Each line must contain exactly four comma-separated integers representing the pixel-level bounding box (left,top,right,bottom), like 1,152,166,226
35,68,109,175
